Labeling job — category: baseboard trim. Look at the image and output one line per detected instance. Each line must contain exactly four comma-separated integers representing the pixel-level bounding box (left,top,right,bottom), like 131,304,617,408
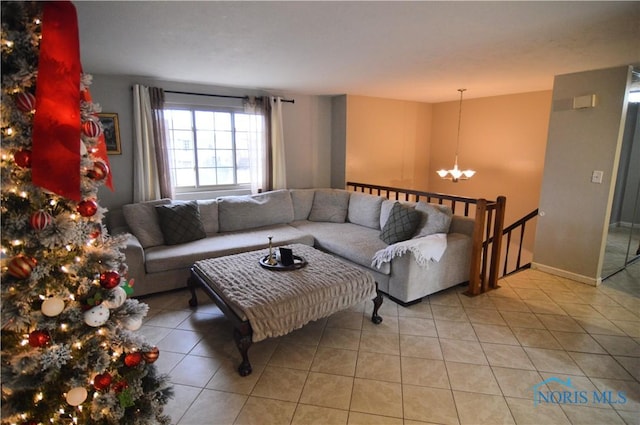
609,221,634,229
531,263,601,287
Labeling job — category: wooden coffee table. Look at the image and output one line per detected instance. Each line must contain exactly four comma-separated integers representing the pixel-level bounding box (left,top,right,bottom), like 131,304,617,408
187,244,383,376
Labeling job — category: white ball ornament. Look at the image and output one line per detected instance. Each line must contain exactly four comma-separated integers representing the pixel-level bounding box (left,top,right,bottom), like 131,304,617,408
66,386,88,406
80,140,88,156
83,304,110,327
41,297,65,317
122,316,143,331
102,286,127,309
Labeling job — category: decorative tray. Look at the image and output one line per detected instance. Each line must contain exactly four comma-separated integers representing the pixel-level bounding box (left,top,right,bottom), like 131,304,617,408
259,255,307,271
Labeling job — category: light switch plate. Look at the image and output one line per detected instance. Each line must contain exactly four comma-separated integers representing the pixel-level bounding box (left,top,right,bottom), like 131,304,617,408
573,94,596,109
591,170,603,184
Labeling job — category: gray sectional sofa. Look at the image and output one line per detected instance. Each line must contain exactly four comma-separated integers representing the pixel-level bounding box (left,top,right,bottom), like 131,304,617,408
108,188,475,304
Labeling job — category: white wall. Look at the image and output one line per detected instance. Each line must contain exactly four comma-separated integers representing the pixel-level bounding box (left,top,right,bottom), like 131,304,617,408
330,95,347,188
533,66,632,284
88,74,332,210
280,93,332,189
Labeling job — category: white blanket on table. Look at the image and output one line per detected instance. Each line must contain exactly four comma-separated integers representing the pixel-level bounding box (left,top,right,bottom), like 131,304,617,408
194,244,376,342
372,233,447,269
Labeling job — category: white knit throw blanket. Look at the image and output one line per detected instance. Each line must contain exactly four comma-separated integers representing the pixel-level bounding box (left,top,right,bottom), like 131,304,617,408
372,233,447,269
194,244,376,342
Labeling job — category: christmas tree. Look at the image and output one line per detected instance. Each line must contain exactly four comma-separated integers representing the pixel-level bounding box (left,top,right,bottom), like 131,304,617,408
1,2,173,423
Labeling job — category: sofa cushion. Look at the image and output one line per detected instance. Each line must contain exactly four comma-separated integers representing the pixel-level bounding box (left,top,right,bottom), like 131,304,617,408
380,202,421,244
414,202,453,237
450,215,475,237
308,189,350,223
379,200,396,229
156,201,206,245
144,224,314,274
122,198,171,248
218,190,295,232
348,192,383,229
290,189,316,221
290,221,391,275
197,199,219,235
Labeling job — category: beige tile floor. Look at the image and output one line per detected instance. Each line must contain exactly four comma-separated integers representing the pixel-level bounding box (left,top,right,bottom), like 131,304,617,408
139,262,640,425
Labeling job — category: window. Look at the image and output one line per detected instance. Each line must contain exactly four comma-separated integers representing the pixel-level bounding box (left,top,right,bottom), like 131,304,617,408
164,107,263,191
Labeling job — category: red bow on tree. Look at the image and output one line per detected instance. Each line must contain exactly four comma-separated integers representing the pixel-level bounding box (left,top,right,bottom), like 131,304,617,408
32,1,112,201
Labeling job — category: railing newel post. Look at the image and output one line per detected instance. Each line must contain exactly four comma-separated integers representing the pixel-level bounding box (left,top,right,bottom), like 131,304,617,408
466,198,486,296
489,196,506,289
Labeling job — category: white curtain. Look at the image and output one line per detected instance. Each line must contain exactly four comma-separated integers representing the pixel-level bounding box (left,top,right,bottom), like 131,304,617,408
244,97,267,194
132,85,160,202
132,85,173,202
271,96,287,190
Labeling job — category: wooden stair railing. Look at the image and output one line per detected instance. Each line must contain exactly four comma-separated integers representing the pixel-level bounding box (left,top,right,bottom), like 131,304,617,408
487,208,539,277
474,196,507,295
346,182,506,296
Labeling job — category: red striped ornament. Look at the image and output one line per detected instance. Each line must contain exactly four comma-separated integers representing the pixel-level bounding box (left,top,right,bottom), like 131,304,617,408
143,347,160,363
87,160,109,180
82,118,102,138
29,210,53,231
15,92,36,113
7,255,37,279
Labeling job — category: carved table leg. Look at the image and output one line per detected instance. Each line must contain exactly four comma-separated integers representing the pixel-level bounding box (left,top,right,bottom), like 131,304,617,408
187,276,199,307
233,326,253,376
371,288,383,324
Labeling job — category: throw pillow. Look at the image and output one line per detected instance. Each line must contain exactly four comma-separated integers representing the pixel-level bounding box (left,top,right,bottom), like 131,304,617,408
348,192,383,229
197,199,219,235
380,202,421,245
290,189,316,221
217,190,294,232
413,202,453,238
379,199,397,229
122,198,171,248
155,201,206,245
308,189,350,223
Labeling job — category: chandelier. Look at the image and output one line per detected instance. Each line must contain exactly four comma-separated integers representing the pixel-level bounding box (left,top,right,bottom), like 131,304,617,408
437,88,476,182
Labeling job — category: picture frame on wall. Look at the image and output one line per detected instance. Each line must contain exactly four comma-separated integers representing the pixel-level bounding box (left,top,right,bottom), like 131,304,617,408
98,113,121,155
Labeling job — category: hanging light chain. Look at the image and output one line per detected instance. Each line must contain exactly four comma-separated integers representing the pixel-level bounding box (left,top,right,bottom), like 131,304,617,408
437,88,476,182
455,88,466,158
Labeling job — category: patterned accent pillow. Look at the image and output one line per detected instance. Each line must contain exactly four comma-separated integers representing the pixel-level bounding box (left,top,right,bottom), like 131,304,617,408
380,202,421,245
155,201,206,245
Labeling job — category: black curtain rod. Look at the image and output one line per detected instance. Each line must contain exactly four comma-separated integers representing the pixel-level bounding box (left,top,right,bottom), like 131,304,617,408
164,90,294,104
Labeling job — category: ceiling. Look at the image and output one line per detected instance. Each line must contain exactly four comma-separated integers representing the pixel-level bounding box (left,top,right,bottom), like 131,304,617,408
75,1,640,103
